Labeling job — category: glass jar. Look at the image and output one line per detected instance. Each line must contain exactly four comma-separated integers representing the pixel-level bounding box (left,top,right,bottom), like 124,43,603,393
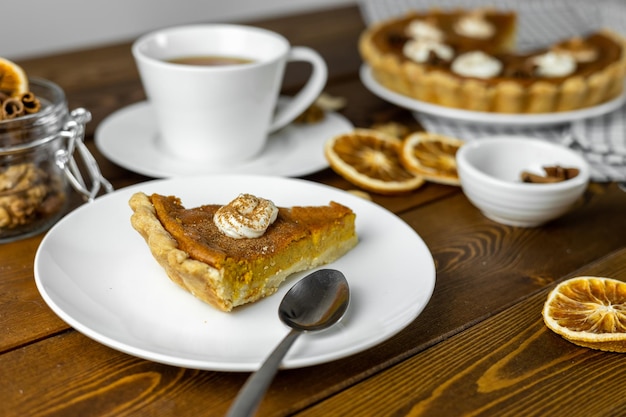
0,78,112,243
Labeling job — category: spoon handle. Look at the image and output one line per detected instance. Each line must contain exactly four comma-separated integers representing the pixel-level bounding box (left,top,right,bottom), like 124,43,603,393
226,329,301,417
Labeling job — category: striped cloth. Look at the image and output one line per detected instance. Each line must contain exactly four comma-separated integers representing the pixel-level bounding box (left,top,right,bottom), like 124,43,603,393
359,0,626,181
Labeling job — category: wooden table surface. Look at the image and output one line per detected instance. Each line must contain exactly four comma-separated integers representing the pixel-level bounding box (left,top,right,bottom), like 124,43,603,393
2,5,626,417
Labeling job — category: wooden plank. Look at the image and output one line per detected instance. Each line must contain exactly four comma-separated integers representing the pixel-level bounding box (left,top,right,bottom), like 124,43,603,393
0,235,69,353
3,185,624,415
297,248,626,416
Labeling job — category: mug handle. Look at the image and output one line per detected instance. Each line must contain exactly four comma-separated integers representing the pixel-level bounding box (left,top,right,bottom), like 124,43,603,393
269,46,328,132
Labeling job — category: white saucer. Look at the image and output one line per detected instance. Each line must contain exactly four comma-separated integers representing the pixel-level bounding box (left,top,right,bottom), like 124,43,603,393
95,99,353,178
360,65,626,128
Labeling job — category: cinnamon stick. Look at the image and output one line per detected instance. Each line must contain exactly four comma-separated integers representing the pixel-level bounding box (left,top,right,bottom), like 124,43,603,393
20,92,41,114
1,97,25,119
521,165,580,183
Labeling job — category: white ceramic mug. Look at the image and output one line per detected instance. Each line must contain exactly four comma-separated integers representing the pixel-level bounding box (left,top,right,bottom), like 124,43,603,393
132,24,327,162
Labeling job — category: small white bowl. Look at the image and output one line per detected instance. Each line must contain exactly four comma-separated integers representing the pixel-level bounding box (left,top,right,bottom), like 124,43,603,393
456,136,590,227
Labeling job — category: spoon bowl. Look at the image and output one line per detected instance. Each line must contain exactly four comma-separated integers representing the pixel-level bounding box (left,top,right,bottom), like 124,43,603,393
226,269,350,417
279,269,350,331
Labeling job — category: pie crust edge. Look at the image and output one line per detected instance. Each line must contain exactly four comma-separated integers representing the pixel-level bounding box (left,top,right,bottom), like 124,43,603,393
129,192,232,310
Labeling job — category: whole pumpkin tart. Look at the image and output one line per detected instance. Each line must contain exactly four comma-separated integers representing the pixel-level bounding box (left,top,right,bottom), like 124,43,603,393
359,8,626,113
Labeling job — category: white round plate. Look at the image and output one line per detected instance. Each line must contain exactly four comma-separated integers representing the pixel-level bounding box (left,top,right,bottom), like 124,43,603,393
34,175,436,371
95,99,353,178
360,65,626,128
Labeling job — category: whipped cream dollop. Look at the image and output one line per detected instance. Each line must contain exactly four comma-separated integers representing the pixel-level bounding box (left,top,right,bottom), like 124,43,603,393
405,19,444,42
454,13,495,39
531,51,577,77
451,51,502,78
214,194,278,239
403,39,454,63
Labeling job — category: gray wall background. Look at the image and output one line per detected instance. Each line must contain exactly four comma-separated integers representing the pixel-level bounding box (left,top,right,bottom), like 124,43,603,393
3,0,357,59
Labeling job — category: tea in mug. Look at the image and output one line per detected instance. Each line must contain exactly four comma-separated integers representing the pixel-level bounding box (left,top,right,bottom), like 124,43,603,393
167,55,254,66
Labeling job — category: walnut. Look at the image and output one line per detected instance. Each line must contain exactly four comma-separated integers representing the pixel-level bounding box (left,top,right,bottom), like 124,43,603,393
294,93,347,124
552,37,598,63
0,162,65,230
370,121,413,140
294,103,325,124
0,206,10,228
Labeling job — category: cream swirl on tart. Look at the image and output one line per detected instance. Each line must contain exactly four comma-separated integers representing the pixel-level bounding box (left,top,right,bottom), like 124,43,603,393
531,51,577,78
403,39,454,63
451,51,502,78
453,10,495,39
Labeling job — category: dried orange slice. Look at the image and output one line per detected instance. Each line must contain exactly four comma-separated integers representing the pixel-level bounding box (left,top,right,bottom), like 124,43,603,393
324,128,424,195
542,276,626,352
400,132,464,186
0,57,28,97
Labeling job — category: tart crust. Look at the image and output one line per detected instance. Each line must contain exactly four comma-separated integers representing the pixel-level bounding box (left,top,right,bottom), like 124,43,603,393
359,9,626,113
129,192,358,312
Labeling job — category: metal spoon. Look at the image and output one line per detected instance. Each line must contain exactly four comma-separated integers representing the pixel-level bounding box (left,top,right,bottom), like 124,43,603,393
226,269,350,417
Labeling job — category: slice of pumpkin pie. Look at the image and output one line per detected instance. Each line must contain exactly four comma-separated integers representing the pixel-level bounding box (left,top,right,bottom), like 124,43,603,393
129,192,357,312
